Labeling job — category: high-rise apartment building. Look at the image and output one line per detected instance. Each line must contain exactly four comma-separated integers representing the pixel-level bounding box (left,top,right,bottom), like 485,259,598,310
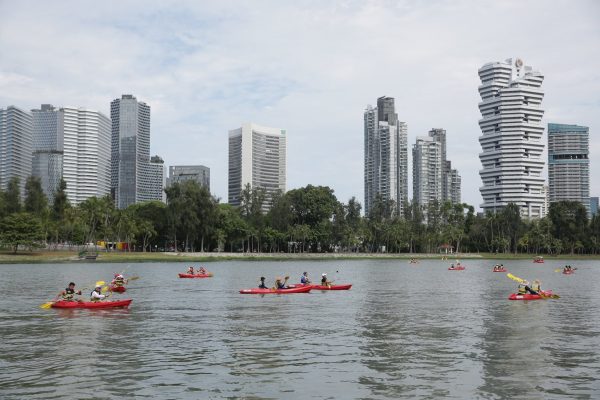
110,94,153,208
364,96,408,216
478,58,545,218
428,128,461,204
590,197,599,216
548,123,589,214
139,155,165,203
228,122,286,211
167,165,210,191
412,136,442,208
541,184,549,218
32,105,110,204
0,106,33,197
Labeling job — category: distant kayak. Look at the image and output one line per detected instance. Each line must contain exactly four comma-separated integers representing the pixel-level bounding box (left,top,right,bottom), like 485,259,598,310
492,269,507,273
289,283,352,290
563,270,575,275
509,291,553,301
109,285,126,293
533,259,544,263
239,286,312,294
51,299,133,309
448,266,465,271
178,273,213,278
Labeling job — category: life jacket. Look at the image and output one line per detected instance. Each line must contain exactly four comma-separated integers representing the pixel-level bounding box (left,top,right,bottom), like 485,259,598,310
90,290,103,301
62,288,75,301
301,276,308,284
531,283,541,292
517,284,527,295
321,277,328,285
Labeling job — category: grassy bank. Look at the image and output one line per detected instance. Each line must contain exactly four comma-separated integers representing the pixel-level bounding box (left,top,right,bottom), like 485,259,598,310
1,250,600,264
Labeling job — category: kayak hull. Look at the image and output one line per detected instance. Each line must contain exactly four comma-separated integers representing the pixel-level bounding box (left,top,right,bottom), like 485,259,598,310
509,291,552,301
563,270,575,275
448,266,465,271
289,283,352,290
109,285,126,293
533,260,544,263
178,273,212,278
492,269,507,273
51,299,133,309
239,286,312,294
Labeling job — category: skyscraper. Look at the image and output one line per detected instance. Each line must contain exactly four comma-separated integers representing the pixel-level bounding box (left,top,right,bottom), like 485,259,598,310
363,96,408,216
478,58,545,218
110,94,152,209
167,165,210,191
140,155,165,203
32,105,110,204
428,128,461,204
548,123,590,214
0,106,33,197
228,122,286,211
590,197,599,216
412,136,442,208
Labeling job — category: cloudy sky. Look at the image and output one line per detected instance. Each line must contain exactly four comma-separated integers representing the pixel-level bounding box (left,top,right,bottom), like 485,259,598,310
1,0,599,210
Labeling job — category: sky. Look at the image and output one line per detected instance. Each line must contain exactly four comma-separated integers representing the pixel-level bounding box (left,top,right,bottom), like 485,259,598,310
1,0,599,210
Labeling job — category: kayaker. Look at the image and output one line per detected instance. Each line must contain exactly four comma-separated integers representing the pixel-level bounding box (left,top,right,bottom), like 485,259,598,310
198,267,207,275
300,272,310,284
450,263,455,270
58,282,81,301
517,280,537,295
90,285,108,302
321,273,331,286
187,266,195,275
274,276,289,289
258,277,268,289
530,280,542,293
112,274,127,287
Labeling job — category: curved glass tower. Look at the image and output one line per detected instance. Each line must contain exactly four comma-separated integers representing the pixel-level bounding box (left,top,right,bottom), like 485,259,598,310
478,58,545,218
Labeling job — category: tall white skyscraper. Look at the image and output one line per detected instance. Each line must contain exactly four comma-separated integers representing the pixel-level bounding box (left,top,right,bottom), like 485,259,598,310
111,94,156,208
32,105,110,204
228,122,286,211
548,123,590,214
412,136,442,208
364,96,408,216
478,58,545,218
0,106,33,197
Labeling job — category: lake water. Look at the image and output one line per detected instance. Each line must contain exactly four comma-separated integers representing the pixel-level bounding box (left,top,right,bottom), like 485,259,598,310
1,259,599,399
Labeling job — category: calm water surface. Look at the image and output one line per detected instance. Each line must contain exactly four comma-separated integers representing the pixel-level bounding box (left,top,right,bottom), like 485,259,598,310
1,259,599,399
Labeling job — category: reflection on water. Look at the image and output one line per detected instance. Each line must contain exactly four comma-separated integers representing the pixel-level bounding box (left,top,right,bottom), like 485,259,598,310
0,259,599,399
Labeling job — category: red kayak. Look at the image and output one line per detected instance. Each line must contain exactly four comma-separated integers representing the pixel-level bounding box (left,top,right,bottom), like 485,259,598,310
178,273,212,278
51,299,133,309
109,285,126,293
239,286,312,294
508,291,552,301
492,269,507,273
563,270,575,275
289,283,352,290
533,259,544,263
448,266,465,271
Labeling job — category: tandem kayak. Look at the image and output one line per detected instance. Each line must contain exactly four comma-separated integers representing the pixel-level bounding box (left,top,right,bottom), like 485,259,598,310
109,285,126,293
533,259,544,263
51,299,133,309
178,273,213,278
563,270,575,275
289,283,352,290
492,269,507,273
508,291,553,301
448,266,465,271
239,286,312,294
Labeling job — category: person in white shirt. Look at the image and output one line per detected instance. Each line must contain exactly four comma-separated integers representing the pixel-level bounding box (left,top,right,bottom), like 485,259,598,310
90,285,107,302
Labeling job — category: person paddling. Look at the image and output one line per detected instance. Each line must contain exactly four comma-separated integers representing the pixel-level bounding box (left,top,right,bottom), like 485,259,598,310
300,272,311,285
58,282,82,301
321,273,331,286
274,276,289,290
517,280,537,295
187,266,195,275
258,277,268,289
90,285,108,302
198,267,207,275
530,279,542,294
112,274,127,287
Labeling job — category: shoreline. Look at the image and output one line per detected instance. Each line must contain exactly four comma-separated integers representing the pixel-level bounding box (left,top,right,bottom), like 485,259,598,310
1,250,600,264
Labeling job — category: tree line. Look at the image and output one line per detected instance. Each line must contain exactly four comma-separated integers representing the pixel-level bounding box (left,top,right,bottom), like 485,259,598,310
1,176,599,255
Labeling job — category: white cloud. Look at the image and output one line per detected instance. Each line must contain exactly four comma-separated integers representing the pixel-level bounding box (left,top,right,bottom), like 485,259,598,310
1,0,599,208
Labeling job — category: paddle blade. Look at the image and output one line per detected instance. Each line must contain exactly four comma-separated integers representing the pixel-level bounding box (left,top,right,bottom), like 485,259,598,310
128,276,139,281
554,269,561,272
96,281,105,287
101,286,110,293
507,273,525,283
208,273,214,277
40,302,53,309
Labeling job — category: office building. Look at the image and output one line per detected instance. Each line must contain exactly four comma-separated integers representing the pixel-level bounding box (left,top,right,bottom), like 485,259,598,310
548,123,589,214
167,165,210,191
228,122,286,211
0,106,33,197
139,155,165,203
110,94,152,209
478,58,545,218
364,96,408,216
590,197,599,216
31,105,110,204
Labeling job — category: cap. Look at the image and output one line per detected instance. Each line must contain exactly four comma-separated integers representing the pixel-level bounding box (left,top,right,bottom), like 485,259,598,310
322,273,327,276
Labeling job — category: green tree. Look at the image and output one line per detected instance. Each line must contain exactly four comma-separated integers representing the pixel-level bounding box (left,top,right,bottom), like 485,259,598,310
4,177,22,214
24,176,48,217
52,179,70,221
0,212,45,253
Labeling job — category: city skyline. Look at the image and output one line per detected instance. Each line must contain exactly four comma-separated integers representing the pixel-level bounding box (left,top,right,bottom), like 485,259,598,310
1,1,598,209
